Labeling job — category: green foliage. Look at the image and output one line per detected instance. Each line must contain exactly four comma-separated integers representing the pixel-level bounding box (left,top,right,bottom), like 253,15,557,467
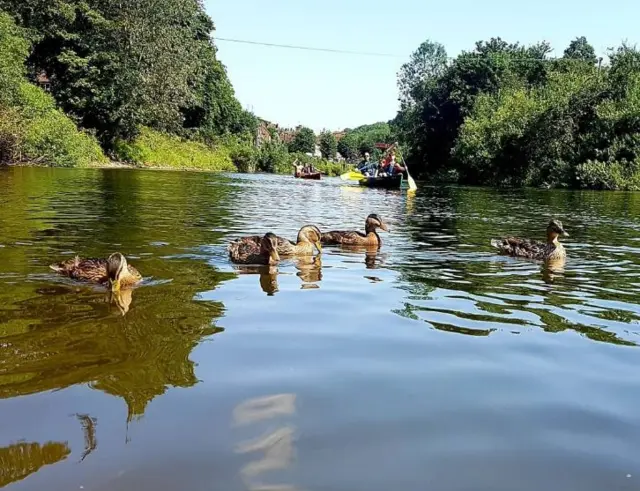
397,34,640,189
564,36,597,65
113,127,234,171
575,160,640,190
1,0,250,149
288,126,316,154
0,12,105,167
397,40,448,108
319,130,337,159
336,122,394,162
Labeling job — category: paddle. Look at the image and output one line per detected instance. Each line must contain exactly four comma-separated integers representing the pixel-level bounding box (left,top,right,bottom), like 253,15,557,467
340,167,364,181
394,142,417,192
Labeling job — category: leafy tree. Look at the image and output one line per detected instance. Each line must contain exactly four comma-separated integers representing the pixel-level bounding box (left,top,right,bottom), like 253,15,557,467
289,126,315,154
319,130,337,159
563,36,597,65
397,40,448,108
0,0,250,148
337,132,359,161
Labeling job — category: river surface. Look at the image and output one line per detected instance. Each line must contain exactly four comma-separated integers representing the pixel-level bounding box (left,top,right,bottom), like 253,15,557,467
1,167,640,491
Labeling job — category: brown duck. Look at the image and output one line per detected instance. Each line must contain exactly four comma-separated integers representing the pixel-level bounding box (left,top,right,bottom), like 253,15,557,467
321,214,389,246
50,252,142,291
233,225,322,257
228,232,280,265
491,219,569,261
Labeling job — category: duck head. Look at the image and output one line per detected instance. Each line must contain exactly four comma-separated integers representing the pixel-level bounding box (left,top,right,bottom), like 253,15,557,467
365,214,389,234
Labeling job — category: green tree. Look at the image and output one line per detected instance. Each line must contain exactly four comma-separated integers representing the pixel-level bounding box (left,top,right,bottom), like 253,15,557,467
289,126,315,154
0,0,250,148
397,40,448,108
563,36,597,64
337,132,359,161
319,130,337,159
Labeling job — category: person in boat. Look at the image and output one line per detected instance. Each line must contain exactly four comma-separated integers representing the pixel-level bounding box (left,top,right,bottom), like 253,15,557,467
379,153,406,178
357,152,377,176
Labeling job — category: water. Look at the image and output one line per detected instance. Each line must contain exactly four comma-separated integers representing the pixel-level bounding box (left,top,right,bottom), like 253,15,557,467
1,167,640,491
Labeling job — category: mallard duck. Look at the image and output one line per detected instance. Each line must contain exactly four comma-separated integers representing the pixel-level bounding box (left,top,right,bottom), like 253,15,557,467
234,225,322,256
49,252,142,291
491,219,569,261
321,214,389,246
228,232,280,265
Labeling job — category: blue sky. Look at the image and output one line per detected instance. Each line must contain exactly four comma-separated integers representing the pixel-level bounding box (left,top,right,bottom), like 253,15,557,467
207,0,638,132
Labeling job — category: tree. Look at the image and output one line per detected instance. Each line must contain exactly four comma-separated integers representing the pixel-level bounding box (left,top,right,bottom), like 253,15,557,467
397,40,448,108
319,130,337,159
337,132,359,161
289,126,315,154
0,0,250,148
563,36,597,65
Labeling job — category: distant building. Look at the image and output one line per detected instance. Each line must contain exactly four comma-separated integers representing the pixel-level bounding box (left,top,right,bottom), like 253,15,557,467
35,72,51,92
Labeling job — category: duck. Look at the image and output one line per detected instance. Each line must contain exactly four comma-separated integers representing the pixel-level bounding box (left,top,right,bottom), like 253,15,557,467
490,219,569,261
321,214,389,246
228,232,280,265
233,225,323,257
49,252,142,291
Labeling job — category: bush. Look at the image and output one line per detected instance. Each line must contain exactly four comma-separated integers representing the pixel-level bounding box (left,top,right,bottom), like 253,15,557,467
575,160,640,190
0,12,106,167
114,127,235,171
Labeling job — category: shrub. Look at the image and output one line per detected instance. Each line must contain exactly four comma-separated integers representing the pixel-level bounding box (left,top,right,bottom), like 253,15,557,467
575,160,640,190
113,127,235,171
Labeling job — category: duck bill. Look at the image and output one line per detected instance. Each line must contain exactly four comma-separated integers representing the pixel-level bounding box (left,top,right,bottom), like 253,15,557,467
314,241,322,254
379,222,389,232
561,229,569,237
110,278,121,292
270,250,280,262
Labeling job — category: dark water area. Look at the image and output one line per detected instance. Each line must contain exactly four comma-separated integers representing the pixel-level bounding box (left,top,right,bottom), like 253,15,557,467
1,167,640,491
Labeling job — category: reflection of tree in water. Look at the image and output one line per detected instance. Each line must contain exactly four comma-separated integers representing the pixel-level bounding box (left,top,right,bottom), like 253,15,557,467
0,259,231,421
0,440,70,488
76,414,98,462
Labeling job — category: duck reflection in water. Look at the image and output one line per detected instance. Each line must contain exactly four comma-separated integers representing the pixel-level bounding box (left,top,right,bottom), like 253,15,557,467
542,257,567,284
233,393,299,491
296,255,322,289
235,256,323,295
107,288,133,315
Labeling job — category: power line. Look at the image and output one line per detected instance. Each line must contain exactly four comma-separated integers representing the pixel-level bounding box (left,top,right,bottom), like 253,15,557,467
214,37,400,58
215,36,610,64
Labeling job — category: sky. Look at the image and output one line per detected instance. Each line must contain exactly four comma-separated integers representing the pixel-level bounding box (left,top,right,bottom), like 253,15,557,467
207,0,638,132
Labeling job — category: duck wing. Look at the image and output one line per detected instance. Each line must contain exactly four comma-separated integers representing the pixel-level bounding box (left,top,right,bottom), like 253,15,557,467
50,257,109,283
491,237,547,260
228,235,295,255
321,231,366,245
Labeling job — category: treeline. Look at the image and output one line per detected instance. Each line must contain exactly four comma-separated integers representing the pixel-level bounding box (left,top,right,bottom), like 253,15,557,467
394,37,640,190
0,0,255,169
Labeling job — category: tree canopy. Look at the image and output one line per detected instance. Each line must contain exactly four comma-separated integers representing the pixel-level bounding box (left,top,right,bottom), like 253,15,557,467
289,126,316,154
394,35,640,189
319,130,337,159
0,0,255,149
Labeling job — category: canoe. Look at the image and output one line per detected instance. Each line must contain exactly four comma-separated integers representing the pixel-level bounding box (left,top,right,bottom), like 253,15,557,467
295,172,321,180
358,174,403,189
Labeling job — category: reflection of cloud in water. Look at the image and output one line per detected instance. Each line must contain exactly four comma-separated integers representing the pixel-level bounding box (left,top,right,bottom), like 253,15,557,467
233,394,296,426
0,440,70,488
234,394,299,491
236,426,295,479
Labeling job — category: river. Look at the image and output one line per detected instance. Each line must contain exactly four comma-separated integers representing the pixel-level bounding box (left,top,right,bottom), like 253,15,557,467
1,167,639,491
